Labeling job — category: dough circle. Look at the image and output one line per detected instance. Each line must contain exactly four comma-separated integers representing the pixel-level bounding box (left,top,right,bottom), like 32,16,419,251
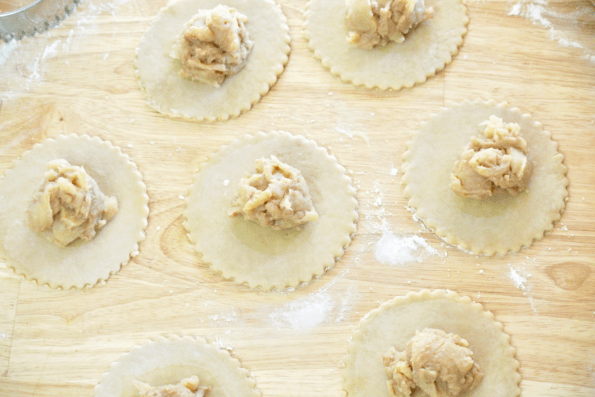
0,134,149,289
135,0,290,121
303,0,468,90
342,289,521,397
402,99,568,255
184,131,358,290
94,335,260,397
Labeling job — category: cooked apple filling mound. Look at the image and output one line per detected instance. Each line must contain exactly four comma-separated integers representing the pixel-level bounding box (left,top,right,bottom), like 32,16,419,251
346,0,434,50
170,4,254,87
27,159,118,247
383,328,484,397
134,376,210,397
450,115,533,200
229,155,318,230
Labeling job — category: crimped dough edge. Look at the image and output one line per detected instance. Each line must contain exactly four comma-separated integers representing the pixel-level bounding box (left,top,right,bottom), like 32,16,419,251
342,289,521,397
0,134,149,289
401,99,569,255
183,131,358,291
134,0,290,122
94,335,261,397
303,0,468,90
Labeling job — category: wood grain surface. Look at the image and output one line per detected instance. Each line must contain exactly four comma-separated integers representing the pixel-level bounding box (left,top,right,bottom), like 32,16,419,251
0,0,594,396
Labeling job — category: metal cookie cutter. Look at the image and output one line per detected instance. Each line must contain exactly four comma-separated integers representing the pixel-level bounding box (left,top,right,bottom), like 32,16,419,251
0,0,81,42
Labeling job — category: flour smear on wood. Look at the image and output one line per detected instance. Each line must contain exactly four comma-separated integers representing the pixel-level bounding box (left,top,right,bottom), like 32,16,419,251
507,0,595,64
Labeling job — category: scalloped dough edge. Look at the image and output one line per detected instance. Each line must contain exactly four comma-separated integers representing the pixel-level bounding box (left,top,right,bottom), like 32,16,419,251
342,289,521,397
183,131,358,291
94,335,261,397
0,134,149,289
134,0,291,122
401,99,569,256
303,0,469,90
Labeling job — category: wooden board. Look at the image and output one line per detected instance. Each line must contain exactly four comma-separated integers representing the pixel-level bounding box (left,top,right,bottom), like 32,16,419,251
0,0,594,396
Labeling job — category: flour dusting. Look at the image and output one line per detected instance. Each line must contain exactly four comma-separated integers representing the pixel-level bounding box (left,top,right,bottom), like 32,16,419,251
0,39,20,67
269,292,334,331
268,263,359,332
0,0,137,101
507,264,537,312
335,126,370,146
507,0,595,64
375,230,443,266
508,266,528,291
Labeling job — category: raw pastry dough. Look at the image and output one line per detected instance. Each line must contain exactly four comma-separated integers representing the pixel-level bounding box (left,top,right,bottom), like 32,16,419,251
184,131,358,290
342,290,521,397
303,0,468,90
94,336,260,397
0,135,149,289
402,99,568,255
135,0,290,121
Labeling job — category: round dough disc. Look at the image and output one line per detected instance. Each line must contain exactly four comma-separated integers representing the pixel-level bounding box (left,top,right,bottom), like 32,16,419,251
94,336,260,397
402,99,568,255
184,131,358,290
0,134,149,289
135,0,290,121
342,290,521,397
303,0,468,90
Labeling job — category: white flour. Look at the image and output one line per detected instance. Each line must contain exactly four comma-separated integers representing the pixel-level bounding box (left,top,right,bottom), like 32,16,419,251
507,264,537,312
508,266,528,291
375,230,443,266
268,257,359,332
335,126,370,146
0,39,20,67
507,0,595,64
0,0,136,101
269,292,334,331
268,283,359,331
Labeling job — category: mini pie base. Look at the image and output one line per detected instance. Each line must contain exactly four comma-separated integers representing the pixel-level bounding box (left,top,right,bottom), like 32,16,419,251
303,0,468,90
135,0,290,121
402,99,568,255
184,131,358,290
94,335,260,397
0,134,149,289
342,289,521,397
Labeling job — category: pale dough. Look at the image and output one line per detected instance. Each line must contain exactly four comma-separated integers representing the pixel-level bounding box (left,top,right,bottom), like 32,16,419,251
184,131,358,290
342,289,521,397
135,0,290,121
303,0,468,90
402,99,568,255
94,336,260,397
0,135,149,289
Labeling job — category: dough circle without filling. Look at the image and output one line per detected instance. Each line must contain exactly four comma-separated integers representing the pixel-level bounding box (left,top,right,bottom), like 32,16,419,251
303,0,468,90
0,134,149,289
342,289,521,397
94,335,260,397
184,131,358,290
401,99,568,255
135,0,290,121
